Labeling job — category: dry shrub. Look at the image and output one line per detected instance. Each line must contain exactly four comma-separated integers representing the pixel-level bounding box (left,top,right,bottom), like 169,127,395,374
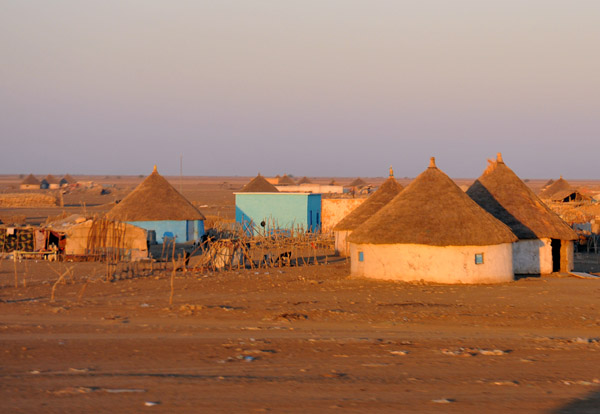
0,193,57,207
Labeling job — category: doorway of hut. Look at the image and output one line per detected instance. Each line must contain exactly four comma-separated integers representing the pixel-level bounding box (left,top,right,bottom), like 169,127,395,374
551,239,561,272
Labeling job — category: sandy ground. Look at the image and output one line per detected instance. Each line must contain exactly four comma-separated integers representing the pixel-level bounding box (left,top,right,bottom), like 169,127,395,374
1,257,600,414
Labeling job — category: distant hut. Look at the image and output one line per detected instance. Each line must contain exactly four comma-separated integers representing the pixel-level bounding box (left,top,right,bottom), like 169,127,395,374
240,174,280,193
538,176,588,202
297,176,313,185
60,174,76,187
236,174,321,235
348,158,517,283
539,176,571,199
541,178,554,190
41,174,60,190
329,179,339,186
333,167,403,256
278,174,296,186
467,154,578,274
106,166,206,244
20,174,40,190
348,177,367,188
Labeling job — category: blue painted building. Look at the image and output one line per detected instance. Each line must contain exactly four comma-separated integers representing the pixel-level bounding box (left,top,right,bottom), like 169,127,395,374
234,175,321,235
236,192,322,235
106,166,205,243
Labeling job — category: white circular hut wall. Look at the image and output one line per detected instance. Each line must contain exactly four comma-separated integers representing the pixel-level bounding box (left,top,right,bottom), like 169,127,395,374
349,243,514,284
512,238,552,275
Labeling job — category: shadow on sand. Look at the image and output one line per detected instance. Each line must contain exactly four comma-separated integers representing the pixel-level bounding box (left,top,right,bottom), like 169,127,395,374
553,390,600,414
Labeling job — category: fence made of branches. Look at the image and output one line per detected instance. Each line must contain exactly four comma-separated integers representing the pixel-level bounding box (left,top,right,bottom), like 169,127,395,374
189,218,335,272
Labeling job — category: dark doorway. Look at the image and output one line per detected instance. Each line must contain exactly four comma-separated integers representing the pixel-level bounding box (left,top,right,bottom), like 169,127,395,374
551,239,561,272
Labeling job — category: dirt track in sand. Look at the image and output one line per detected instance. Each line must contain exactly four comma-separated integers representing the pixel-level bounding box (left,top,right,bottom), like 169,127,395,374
1,260,600,414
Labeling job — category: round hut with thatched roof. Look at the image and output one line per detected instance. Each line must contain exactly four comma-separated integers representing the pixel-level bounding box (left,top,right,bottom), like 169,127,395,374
277,174,296,186
60,174,76,187
538,176,589,203
41,174,60,190
240,174,280,193
348,158,517,284
106,166,206,244
297,176,313,185
333,167,403,256
20,174,41,190
467,153,578,274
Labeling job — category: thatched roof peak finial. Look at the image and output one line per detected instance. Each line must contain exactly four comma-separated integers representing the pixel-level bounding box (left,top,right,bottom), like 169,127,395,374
153,165,158,173
497,152,504,163
428,157,436,168
389,166,394,177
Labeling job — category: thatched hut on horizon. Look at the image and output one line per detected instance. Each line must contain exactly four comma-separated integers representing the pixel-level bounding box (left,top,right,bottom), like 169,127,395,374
41,174,60,190
539,176,589,203
277,174,296,186
20,174,40,190
239,174,279,193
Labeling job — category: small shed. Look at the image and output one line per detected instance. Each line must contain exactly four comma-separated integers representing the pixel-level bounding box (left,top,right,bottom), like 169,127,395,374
64,219,148,260
348,158,517,284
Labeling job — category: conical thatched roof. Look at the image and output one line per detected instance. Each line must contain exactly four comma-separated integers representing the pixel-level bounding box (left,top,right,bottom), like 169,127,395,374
297,176,312,184
467,154,577,241
542,178,554,189
62,174,76,184
106,166,205,221
348,177,367,188
278,174,295,185
240,174,279,193
334,173,403,231
21,174,40,185
539,176,573,199
44,174,59,184
349,158,517,246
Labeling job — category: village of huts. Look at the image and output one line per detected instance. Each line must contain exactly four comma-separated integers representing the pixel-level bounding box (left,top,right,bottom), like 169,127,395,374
1,158,597,282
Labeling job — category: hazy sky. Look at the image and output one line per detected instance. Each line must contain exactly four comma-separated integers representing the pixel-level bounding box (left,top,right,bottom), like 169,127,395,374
1,1,599,178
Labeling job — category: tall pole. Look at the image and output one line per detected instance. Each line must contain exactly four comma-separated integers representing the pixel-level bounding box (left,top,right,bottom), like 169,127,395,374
179,154,183,193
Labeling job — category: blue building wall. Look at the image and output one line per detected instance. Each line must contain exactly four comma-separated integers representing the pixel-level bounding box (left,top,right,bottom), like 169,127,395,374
127,220,204,243
306,194,321,232
235,193,321,236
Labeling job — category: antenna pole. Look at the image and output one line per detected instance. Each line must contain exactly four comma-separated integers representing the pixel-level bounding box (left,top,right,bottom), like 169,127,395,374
179,155,183,193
